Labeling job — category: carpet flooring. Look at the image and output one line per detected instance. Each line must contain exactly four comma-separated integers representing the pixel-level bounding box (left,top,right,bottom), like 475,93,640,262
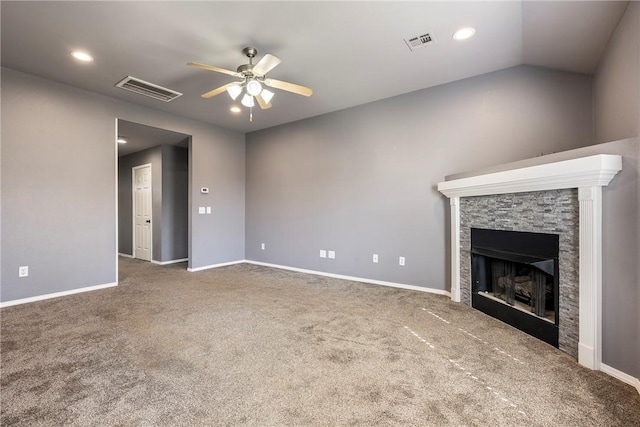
1,257,639,426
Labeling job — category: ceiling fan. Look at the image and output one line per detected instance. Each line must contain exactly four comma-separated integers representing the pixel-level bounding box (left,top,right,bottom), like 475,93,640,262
188,47,313,121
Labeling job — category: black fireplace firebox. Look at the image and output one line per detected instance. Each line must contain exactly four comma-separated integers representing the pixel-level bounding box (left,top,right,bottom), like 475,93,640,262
471,228,559,348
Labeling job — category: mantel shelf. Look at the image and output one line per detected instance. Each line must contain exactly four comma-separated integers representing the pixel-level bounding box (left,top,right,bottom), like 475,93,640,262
437,154,622,198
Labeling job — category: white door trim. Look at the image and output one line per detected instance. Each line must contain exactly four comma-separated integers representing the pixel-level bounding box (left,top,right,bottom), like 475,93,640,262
132,163,153,261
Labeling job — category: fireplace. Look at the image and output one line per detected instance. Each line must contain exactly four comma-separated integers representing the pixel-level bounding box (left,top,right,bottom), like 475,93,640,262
437,154,622,369
471,228,559,347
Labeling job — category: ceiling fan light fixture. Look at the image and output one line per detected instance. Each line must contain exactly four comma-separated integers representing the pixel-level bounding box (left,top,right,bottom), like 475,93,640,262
241,94,255,108
260,89,275,104
453,27,476,41
246,79,262,96
226,84,243,100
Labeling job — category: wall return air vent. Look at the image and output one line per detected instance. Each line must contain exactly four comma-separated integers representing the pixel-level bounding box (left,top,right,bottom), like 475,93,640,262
404,32,435,51
115,76,182,102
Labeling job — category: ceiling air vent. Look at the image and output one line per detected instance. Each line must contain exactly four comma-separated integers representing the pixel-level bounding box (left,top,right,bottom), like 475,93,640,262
404,32,435,51
115,76,182,102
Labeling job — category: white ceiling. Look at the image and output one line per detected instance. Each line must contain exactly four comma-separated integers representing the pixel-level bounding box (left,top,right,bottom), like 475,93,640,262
1,1,629,134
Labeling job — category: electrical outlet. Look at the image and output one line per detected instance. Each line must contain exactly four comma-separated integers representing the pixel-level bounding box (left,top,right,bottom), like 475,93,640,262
320,250,327,258
328,250,336,259
19,266,29,277
206,206,211,214
261,243,265,250
373,254,379,263
399,256,406,266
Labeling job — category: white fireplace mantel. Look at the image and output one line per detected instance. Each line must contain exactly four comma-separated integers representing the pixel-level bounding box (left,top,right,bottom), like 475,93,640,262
437,154,622,371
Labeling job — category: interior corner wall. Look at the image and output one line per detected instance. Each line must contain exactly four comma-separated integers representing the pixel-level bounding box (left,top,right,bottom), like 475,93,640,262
118,146,163,259
593,1,640,378
1,67,245,303
245,65,593,290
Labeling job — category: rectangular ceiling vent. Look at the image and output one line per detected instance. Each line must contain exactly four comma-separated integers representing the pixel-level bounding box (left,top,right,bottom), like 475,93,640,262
115,76,182,102
404,32,435,51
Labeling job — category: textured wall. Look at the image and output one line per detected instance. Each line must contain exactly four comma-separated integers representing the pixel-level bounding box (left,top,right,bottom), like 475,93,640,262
459,190,579,358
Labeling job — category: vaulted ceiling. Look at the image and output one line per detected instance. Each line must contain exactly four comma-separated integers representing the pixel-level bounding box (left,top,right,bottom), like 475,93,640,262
1,1,629,134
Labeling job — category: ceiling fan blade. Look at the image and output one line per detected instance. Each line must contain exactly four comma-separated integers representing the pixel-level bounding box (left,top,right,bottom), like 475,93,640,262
252,54,281,76
187,62,240,77
264,79,313,97
255,93,272,110
201,83,234,99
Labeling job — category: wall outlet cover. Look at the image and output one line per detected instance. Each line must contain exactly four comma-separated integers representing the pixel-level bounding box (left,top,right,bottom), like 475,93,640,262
19,266,29,277
261,243,265,250
373,254,379,263
399,256,406,266
206,206,211,214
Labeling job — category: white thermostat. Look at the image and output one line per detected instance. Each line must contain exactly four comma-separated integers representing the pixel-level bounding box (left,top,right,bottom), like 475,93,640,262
200,187,209,194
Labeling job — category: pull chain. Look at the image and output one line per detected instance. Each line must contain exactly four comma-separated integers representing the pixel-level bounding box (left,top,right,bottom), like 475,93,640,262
250,106,253,122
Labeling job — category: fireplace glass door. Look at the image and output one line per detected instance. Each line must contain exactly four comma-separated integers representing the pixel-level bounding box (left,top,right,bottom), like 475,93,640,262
471,228,559,347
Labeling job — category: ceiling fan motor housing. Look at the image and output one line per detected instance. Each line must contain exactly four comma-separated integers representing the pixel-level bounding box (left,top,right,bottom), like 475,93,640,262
242,46,258,59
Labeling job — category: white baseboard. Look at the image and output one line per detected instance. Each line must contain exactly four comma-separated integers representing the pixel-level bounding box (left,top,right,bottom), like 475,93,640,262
600,363,640,395
244,260,451,297
0,282,118,308
118,253,134,258
151,258,188,266
187,260,245,272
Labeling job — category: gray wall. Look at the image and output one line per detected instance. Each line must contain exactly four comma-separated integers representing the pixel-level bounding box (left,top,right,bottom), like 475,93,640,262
161,145,189,262
592,2,640,378
1,67,245,302
246,65,593,289
593,1,639,144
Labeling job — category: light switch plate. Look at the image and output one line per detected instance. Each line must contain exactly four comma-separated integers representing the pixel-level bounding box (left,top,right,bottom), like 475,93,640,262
328,250,336,259
373,254,379,263
320,250,327,258
198,207,206,214
399,256,406,266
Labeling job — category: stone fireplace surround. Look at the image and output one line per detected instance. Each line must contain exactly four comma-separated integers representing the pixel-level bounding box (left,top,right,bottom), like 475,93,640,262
438,154,622,370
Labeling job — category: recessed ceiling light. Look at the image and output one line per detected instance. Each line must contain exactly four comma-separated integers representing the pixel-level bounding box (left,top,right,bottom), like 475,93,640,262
453,27,476,41
71,51,94,62
117,138,127,144
230,106,242,113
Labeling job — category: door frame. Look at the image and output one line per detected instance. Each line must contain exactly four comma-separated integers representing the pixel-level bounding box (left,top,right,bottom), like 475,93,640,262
132,163,153,261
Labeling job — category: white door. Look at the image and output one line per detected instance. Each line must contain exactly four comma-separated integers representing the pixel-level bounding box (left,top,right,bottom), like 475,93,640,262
133,165,152,261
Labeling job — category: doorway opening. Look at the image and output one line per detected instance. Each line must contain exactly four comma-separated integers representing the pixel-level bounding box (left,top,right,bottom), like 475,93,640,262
116,119,191,270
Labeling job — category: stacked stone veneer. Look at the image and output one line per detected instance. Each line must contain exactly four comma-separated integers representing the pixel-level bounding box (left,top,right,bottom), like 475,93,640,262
459,189,580,358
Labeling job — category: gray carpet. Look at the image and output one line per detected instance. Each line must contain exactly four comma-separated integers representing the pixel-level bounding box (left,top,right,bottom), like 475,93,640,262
1,257,639,426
